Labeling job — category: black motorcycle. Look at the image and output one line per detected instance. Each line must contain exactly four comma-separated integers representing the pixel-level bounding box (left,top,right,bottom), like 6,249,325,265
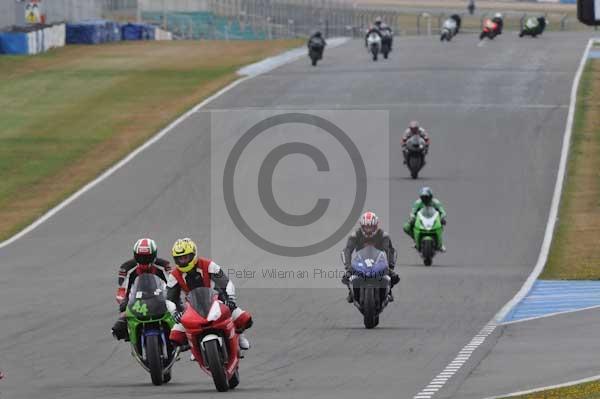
344,246,393,329
405,135,427,179
308,38,325,66
380,29,392,59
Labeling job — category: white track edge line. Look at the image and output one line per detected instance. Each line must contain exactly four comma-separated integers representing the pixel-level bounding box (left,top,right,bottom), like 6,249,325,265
493,38,595,323
413,38,595,399
482,373,600,399
0,40,336,249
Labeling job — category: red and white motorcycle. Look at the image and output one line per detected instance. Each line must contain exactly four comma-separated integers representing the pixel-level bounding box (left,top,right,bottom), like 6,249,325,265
180,287,241,392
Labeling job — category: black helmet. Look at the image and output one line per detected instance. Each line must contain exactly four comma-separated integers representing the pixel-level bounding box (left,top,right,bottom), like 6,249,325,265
314,31,322,38
419,187,433,206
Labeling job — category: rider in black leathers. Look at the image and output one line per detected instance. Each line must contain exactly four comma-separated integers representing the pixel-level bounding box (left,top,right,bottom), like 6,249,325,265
342,212,400,303
307,31,326,59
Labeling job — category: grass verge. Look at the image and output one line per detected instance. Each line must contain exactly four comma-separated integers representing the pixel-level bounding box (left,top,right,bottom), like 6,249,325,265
500,378,600,399
0,39,301,241
539,59,600,280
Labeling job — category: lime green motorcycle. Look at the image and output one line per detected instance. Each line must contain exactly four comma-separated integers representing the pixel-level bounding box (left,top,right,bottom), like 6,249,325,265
126,273,179,385
412,206,444,266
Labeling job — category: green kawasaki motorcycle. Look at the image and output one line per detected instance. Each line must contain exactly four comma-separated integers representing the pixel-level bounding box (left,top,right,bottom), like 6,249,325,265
126,273,179,385
412,206,444,266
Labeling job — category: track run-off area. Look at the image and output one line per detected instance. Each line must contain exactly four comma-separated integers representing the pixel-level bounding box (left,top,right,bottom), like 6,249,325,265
0,32,592,399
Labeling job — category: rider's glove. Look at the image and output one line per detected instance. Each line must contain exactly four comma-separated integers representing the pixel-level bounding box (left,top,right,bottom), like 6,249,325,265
173,311,184,323
441,217,447,226
225,299,237,312
119,301,128,313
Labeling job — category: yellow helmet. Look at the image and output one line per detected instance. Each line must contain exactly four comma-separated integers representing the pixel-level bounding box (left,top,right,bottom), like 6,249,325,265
171,238,197,273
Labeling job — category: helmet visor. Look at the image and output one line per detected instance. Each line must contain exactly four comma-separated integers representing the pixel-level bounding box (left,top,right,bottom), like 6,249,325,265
174,253,194,267
134,253,155,265
362,224,378,236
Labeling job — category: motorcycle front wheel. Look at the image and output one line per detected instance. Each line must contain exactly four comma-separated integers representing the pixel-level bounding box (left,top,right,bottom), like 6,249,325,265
146,335,164,386
363,288,379,329
421,238,435,266
205,340,229,392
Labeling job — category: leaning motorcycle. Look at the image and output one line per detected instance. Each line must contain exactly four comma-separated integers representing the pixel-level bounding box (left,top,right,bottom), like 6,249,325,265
308,38,324,66
519,17,546,38
405,135,427,179
366,32,381,61
344,246,393,329
380,30,392,59
479,19,498,40
180,287,241,392
440,19,457,42
125,273,179,385
412,206,444,266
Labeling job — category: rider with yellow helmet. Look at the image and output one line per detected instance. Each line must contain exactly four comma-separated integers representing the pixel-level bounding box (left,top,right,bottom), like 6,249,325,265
166,238,253,350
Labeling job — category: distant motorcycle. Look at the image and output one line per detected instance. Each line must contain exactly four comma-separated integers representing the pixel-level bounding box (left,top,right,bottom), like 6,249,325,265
411,206,444,266
125,274,179,385
450,14,462,33
440,18,458,42
380,29,392,59
180,287,242,392
308,37,325,66
366,32,382,61
519,17,547,38
480,19,499,40
492,16,504,35
344,246,393,329
405,135,427,179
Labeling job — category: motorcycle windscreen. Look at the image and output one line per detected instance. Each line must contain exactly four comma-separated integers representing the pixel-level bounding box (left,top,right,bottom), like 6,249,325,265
128,273,168,319
186,287,218,318
420,206,437,218
406,135,425,151
351,246,389,275
309,38,324,47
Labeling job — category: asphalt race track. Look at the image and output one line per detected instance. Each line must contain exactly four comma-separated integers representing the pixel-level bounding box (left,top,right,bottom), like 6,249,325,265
0,32,591,399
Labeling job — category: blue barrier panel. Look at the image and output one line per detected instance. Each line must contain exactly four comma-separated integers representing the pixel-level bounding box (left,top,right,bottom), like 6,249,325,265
66,20,121,45
0,32,29,54
121,23,157,41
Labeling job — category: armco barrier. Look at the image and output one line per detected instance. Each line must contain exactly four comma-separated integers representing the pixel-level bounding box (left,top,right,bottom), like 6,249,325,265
0,23,65,55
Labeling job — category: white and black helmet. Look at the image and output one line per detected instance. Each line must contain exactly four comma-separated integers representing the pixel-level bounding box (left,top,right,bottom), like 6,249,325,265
359,211,379,237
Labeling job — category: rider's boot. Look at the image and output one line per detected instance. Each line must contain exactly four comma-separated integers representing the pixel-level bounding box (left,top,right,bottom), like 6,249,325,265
111,317,129,341
239,334,251,350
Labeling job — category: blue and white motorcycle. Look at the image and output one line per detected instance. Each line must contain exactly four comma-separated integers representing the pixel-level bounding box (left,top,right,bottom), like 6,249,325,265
344,246,393,329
